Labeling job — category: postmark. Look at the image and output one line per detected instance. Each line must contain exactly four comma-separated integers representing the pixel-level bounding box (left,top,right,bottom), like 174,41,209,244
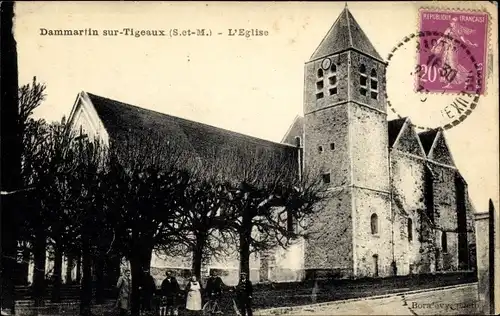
385,8,490,131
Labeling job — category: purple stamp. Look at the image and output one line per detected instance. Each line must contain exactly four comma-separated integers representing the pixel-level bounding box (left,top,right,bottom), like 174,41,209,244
416,9,489,95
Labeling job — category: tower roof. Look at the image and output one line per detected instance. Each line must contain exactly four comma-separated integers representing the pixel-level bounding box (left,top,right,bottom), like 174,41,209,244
310,7,383,62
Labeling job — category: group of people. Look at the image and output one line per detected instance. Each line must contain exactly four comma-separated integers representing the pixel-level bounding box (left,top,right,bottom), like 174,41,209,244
115,267,254,316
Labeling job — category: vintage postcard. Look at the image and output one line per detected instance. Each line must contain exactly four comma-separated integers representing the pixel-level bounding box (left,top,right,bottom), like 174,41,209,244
1,1,498,315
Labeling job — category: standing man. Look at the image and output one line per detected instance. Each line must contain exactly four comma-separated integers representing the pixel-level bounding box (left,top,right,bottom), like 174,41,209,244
235,272,253,316
205,270,226,313
139,268,156,314
205,270,225,302
160,271,180,316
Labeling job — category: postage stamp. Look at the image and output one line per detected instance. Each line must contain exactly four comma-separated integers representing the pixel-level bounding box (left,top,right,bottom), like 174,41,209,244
416,8,489,95
385,7,491,131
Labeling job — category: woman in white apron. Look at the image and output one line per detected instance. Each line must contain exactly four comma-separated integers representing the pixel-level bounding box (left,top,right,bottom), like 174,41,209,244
185,275,202,315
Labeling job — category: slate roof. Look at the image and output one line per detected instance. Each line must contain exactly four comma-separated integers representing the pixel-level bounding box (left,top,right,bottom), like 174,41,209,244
310,7,383,61
85,93,299,178
418,129,439,155
388,117,407,148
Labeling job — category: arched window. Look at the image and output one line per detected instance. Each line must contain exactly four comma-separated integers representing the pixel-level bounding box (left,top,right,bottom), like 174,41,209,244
359,64,367,96
442,232,448,253
316,68,324,100
370,69,378,99
408,218,413,241
317,68,323,78
328,63,338,95
370,213,378,234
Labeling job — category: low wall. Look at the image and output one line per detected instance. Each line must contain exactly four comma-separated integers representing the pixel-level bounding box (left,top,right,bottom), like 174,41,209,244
250,271,478,309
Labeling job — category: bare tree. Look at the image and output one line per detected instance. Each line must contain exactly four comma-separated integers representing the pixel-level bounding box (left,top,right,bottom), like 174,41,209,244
17,78,49,306
23,115,106,309
207,144,328,276
175,156,239,279
103,131,195,314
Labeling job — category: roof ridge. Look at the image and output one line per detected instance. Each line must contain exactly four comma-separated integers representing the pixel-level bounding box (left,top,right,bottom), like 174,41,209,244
345,9,382,61
309,9,345,61
345,7,353,47
85,92,297,150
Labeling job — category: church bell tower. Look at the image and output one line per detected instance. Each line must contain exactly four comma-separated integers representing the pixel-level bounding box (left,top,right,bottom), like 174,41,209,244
303,6,392,278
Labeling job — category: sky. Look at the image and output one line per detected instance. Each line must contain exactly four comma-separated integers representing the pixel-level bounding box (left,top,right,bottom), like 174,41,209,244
14,1,499,213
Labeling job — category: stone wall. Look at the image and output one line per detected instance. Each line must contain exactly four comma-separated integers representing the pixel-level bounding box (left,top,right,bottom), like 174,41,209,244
150,247,261,285
474,212,492,314
304,104,351,188
430,162,460,270
350,104,390,192
303,52,349,116
150,236,306,285
269,238,305,282
304,189,353,275
347,51,387,113
390,151,427,275
352,187,392,277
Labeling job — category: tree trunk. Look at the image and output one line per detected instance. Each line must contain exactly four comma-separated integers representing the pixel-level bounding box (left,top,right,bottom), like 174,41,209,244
76,255,82,284
130,242,153,315
79,237,93,316
66,254,74,284
32,230,47,307
51,245,63,303
0,197,17,314
1,1,20,311
191,237,206,280
105,255,121,289
239,217,252,276
94,253,105,304
129,255,142,316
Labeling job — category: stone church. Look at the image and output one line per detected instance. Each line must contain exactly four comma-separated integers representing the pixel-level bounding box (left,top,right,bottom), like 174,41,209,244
63,7,476,284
